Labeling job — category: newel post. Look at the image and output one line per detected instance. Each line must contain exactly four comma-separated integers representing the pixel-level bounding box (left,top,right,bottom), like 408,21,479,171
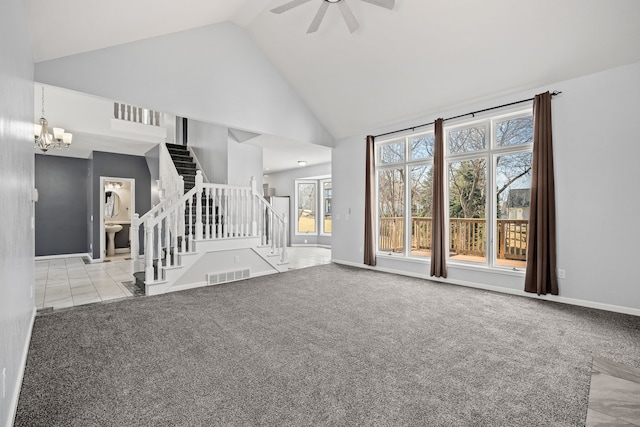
195,171,203,240
131,213,140,266
281,214,288,264
145,223,154,283
250,176,257,236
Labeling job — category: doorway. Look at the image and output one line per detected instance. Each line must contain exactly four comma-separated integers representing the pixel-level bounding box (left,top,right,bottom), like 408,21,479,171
100,176,135,261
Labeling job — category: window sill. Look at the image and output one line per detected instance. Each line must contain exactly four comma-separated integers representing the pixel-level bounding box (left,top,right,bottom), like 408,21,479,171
376,252,526,277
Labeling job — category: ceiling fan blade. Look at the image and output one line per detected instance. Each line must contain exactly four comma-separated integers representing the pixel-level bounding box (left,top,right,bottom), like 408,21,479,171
307,1,330,33
271,0,313,14
360,0,395,10
337,0,359,33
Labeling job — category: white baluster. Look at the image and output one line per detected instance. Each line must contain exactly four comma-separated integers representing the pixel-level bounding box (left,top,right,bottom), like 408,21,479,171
188,197,194,251
157,221,163,275
281,214,288,264
131,213,139,266
195,171,203,240
145,224,154,283
171,211,178,265
164,215,171,267
205,187,210,239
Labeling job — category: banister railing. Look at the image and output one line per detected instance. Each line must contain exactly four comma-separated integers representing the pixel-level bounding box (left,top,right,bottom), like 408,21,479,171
378,217,528,262
133,172,287,285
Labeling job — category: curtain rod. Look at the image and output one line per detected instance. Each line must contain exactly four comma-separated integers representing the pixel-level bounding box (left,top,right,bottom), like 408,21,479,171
373,91,562,139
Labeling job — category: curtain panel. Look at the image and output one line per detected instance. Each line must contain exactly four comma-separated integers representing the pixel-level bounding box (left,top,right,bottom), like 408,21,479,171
524,91,558,295
430,119,447,278
364,135,376,266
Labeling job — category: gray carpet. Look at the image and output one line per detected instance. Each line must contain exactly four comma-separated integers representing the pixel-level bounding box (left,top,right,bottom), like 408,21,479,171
15,264,640,426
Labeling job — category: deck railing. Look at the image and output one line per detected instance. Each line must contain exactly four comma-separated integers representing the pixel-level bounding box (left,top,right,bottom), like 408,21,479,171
379,217,528,261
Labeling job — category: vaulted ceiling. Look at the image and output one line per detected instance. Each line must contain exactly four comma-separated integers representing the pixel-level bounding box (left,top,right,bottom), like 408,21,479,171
26,0,640,141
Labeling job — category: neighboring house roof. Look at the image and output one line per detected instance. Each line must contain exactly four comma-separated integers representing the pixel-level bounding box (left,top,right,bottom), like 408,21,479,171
505,188,531,209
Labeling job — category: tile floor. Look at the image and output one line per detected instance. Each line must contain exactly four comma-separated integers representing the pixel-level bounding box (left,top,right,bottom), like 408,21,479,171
35,254,135,311
586,358,640,426
36,246,333,311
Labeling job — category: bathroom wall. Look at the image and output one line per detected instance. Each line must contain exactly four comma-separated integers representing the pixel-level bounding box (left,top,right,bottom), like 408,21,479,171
105,182,132,251
35,155,89,256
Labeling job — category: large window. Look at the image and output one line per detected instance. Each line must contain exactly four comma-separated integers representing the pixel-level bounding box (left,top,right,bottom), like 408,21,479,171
376,132,434,257
295,178,332,237
376,109,533,269
295,181,317,234
321,179,332,235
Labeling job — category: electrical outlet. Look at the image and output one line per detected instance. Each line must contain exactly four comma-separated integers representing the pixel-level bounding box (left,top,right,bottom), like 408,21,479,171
234,255,240,263
558,269,566,279
304,239,308,244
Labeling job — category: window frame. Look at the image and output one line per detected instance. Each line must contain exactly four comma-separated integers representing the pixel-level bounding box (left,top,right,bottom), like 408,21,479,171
375,130,435,258
374,108,533,272
320,178,332,236
445,109,533,270
294,179,318,236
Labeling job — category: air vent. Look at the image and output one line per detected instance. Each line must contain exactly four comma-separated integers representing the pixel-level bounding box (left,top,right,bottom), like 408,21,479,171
207,269,251,286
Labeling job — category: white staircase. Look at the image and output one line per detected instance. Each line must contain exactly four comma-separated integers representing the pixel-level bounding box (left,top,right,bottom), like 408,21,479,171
132,146,288,296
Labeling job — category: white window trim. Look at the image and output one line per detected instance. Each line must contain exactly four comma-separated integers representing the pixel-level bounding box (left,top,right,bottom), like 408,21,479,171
320,178,332,236
294,179,318,236
374,107,533,272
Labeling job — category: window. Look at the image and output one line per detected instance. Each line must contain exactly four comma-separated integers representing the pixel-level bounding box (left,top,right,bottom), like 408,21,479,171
375,109,533,270
376,133,434,257
295,181,317,234
321,179,332,235
446,111,532,268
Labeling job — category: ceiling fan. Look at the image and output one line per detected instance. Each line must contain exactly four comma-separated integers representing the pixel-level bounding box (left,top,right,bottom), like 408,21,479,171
271,0,395,34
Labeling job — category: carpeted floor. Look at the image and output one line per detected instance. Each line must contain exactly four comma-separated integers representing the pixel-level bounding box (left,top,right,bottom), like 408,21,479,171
15,264,640,426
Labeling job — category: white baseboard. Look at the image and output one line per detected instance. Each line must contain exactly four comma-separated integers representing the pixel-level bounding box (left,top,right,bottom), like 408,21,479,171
6,307,36,427
332,259,640,317
35,253,90,261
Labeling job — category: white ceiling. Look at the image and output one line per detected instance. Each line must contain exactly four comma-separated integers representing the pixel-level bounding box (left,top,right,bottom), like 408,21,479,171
26,0,640,154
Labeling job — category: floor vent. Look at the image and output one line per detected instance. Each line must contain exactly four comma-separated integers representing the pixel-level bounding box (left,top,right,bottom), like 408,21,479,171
207,269,250,285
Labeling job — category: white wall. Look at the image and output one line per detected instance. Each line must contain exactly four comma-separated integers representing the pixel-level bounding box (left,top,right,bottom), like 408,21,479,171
332,61,640,313
0,0,36,425
188,119,263,189
188,120,229,184
34,22,334,149
228,138,263,191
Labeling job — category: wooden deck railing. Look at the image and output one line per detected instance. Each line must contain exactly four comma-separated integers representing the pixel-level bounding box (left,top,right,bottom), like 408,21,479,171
379,217,528,261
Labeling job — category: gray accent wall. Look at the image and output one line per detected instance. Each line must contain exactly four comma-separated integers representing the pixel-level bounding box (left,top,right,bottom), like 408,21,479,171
35,155,89,256
0,0,36,424
91,151,151,260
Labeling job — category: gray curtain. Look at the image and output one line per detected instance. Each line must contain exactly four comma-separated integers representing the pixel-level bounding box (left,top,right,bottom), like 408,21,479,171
364,135,376,266
430,119,447,278
524,92,558,295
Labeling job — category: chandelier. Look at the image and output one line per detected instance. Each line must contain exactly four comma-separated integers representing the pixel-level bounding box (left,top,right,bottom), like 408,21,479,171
33,86,72,153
